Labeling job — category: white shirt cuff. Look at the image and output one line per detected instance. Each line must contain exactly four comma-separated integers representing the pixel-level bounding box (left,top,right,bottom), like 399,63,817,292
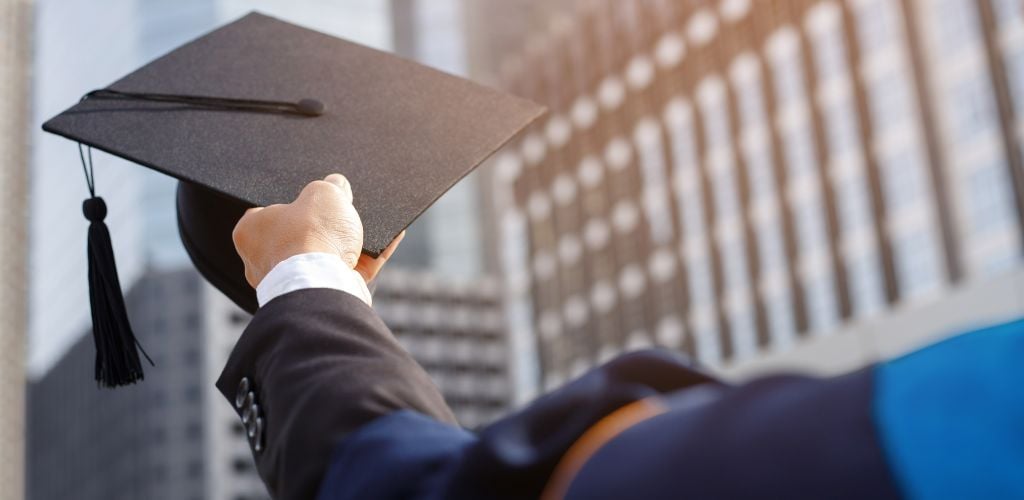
255,252,372,307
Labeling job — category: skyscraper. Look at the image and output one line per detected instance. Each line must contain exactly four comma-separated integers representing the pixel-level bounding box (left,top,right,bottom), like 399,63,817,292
0,1,33,498
28,269,268,500
489,0,1024,389
373,269,510,428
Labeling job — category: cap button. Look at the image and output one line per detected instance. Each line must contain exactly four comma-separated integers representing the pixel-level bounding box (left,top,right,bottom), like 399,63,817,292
296,98,324,116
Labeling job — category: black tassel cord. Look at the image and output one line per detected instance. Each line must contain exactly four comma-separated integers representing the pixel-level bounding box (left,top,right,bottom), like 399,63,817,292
73,89,322,386
80,144,153,387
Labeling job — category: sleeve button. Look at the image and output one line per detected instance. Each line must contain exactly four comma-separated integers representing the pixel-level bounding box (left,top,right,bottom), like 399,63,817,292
235,378,251,409
253,417,264,453
241,396,256,426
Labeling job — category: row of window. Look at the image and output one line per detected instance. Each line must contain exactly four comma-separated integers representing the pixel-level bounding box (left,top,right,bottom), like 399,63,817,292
503,0,1024,373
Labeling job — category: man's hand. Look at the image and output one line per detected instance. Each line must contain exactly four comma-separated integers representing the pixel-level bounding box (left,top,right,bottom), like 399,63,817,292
233,173,403,288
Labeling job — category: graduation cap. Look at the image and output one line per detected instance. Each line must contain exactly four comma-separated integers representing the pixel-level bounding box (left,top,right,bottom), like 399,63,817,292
42,12,544,388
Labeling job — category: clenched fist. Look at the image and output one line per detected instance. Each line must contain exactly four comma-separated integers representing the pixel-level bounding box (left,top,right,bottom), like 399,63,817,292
232,173,403,288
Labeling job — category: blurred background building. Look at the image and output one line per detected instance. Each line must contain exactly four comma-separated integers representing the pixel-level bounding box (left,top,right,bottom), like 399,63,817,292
489,0,1024,389
373,270,509,429
29,270,267,500
1,0,32,499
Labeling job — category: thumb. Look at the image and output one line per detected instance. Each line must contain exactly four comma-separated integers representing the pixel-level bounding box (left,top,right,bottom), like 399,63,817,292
323,173,353,203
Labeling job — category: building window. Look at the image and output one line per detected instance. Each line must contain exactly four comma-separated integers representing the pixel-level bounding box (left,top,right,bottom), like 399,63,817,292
151,464,167,482
933,0,980,54
949,76,998,141
183,348,200,366
823,102,860,156
229,310,250,326
772,56,804,106
151,317,167,336
184,384,202,403
896,230,941,298
151,389,167,407
152,426,167,444
849,253,885,316
992,0,1023,24
967,165,1006,232
837,177,871,229
185,420,203,440
867,73,911,133
233,456,254,474
806,275,839,332
806,2,846,81
879,148,927,212
854,0,900,51
186,460,204,479
184,313,200,332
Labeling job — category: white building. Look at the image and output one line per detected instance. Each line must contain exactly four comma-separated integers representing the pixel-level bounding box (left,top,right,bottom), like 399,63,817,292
0,0,33,499
491,0,1024,390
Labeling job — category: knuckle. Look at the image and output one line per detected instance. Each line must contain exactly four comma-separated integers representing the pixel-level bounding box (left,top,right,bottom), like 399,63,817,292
231,218,249,247
303,180,334,196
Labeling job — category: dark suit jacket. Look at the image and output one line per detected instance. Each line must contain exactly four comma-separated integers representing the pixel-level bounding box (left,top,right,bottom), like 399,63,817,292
217,288,1024,500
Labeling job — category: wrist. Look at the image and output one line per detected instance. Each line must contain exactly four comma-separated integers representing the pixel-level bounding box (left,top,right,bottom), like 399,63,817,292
256,252,372,307
256,240,356,287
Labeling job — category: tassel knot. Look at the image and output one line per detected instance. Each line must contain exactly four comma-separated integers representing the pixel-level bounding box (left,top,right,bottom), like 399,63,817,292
83,197,107,221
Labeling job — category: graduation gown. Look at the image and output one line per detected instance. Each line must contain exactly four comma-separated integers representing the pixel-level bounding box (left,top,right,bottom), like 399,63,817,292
217,288,1024,500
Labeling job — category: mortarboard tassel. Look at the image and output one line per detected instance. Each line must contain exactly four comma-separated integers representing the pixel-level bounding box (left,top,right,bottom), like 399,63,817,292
79,144,153,388
71,89,323,387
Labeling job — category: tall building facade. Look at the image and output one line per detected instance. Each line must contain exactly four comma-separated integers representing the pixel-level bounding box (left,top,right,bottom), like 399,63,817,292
1,1,33,499
28,269,268,500
490,0,1024,389
373,270,509,428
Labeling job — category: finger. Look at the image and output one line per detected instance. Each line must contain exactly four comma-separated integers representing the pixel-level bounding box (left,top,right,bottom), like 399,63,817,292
355,254,377,284
355,231,405,283
323,173,353,203
241,254,257,288
377,230,405,262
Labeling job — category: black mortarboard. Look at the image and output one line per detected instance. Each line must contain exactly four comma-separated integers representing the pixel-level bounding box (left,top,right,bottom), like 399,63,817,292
42,12,544,387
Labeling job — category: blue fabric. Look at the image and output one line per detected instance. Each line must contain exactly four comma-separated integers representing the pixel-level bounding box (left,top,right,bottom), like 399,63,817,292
565,369,900,500
315,410,475,500
875,317,1024,499
315,349,719,499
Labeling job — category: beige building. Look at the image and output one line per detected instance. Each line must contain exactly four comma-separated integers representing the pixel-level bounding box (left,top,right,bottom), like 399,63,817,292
0,0,32,499
486,0,1024,389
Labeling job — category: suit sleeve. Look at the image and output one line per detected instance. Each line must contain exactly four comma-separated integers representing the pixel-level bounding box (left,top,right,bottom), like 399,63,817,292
215,288,457,500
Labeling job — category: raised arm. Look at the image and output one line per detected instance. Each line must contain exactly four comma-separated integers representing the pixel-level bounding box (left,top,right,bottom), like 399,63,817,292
218,174,456,499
